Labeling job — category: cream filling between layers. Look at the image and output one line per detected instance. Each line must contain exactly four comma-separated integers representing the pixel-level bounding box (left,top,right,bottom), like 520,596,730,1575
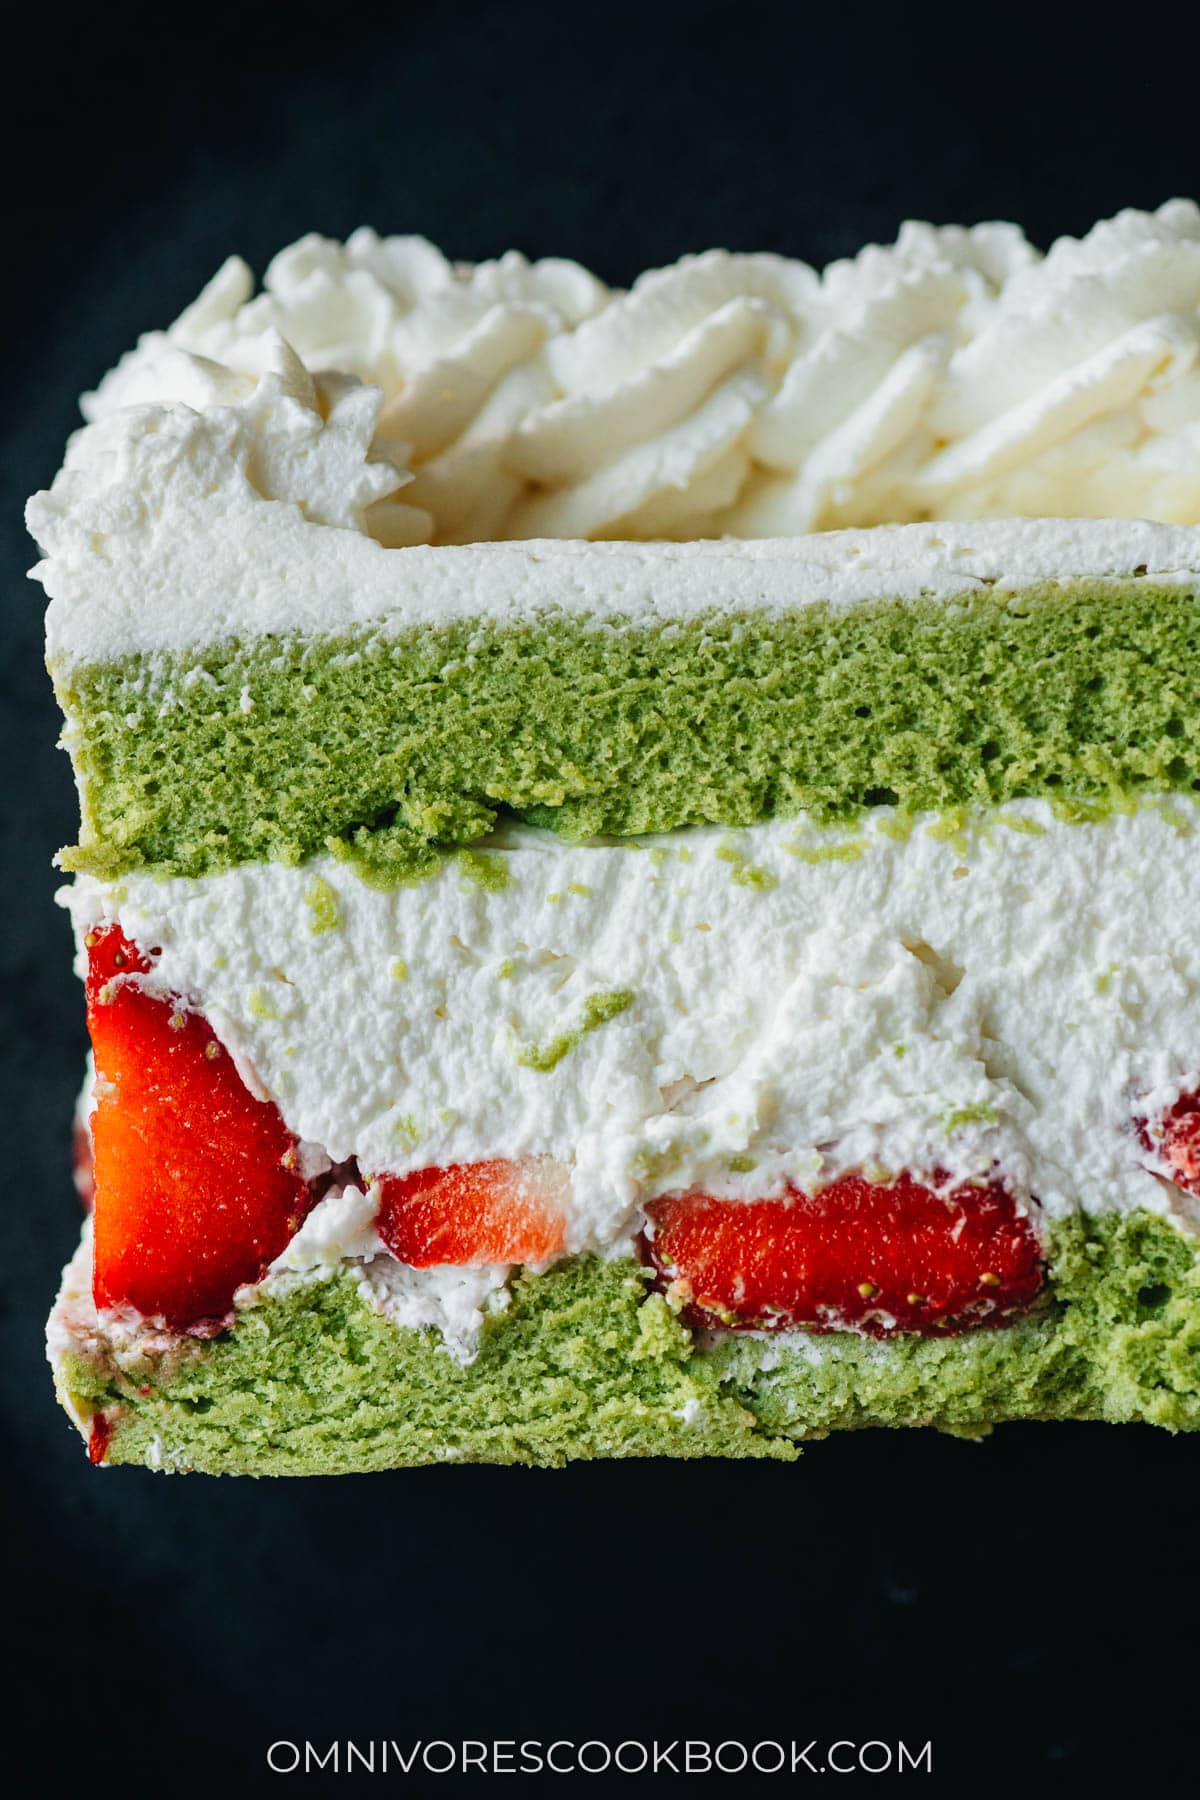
65,800,1200,1275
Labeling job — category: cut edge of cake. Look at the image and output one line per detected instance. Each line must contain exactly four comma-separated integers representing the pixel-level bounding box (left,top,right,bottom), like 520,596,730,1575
31,203,1200,1470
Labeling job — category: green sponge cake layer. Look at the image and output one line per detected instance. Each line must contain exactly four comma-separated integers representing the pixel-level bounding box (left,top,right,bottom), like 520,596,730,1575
57,579,1200,883
53,1213,1200,1475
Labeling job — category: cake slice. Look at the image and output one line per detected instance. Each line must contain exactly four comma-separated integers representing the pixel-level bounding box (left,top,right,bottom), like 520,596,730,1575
31,202,1200,1473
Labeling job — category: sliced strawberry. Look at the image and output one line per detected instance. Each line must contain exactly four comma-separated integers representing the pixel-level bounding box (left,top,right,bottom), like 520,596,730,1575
643,1172,1043,1336
86,925,312,1327
85,922,154,1003
374,1158,569,1266
1140,1089,1200,1195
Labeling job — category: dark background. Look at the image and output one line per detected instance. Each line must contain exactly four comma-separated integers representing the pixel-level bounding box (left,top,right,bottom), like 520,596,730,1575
5,1,1200,1789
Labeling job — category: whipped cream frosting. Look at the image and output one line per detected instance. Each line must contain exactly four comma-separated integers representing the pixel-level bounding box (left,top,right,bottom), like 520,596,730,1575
28,203,1200,669
65,802,1200,1278
30,203,1200,562
30,508,1200,669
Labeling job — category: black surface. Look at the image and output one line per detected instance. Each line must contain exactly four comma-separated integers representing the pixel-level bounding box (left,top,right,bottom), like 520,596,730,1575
5,3,1200,1789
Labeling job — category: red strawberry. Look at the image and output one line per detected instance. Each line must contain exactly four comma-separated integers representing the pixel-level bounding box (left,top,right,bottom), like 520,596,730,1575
85,925,312,1327
643,1172,1043,1336
86,921,155,1001
1141,1089,1200,1195
374,1158,569,1266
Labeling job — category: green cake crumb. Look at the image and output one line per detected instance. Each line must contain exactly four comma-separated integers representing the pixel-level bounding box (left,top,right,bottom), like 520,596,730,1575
1050,793,1138,827
786,838,867,864
943,1102,999,1131
715,844,778,890
392,1112,421,1150
512,988,636,1072
457,848,513,892
925,807,971,855
53,581,1200,882
994,811,1047,837
876,811,918,842
304,876,339,933
53,1211,1200,1474
1152,802,1194,836
326,822,446,890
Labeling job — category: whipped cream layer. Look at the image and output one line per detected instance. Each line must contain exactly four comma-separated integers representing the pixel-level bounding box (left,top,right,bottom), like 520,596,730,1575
71,202,1200,543
65,802,1200,1261
27,204,1200,667
32,509,1200,670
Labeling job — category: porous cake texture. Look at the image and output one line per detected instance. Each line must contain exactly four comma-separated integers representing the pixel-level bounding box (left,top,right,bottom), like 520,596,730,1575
53,1219,1200,1475
55,568,1200,886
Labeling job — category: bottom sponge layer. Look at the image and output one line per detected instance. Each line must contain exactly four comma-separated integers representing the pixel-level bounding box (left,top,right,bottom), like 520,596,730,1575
51,1210,1200,1474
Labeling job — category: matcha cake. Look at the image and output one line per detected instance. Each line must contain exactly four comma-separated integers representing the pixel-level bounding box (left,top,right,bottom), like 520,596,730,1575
29,200,1200,1473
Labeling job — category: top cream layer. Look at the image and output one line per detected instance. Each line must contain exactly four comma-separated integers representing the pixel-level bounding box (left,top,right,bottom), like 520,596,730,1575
30,508,1200,670
25,202,1200,668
